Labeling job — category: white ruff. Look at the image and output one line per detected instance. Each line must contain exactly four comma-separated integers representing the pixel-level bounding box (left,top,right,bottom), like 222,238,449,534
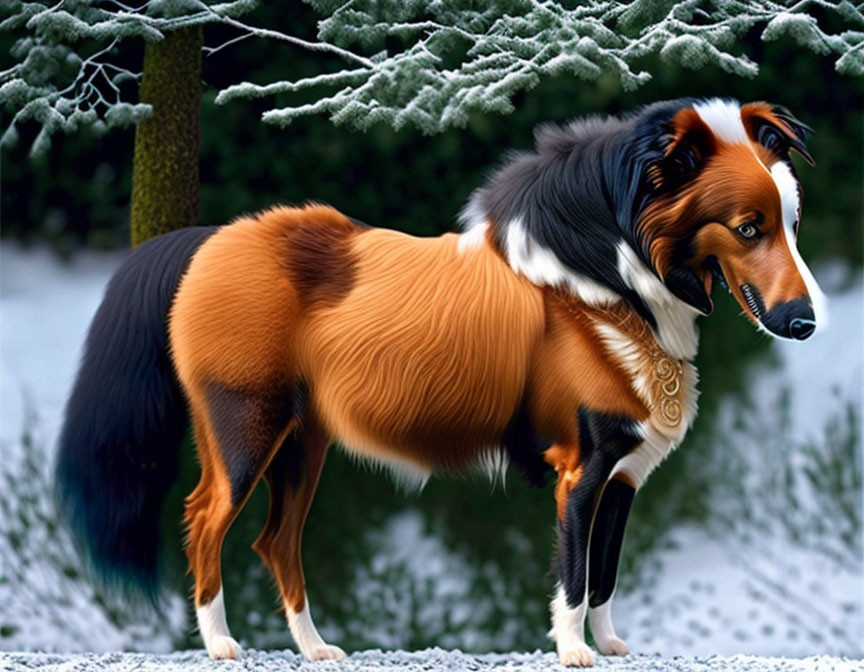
287,593,346,661
592,322,699,487
196,588,242,660
457,194,488,231
769,161,828,333
615,241,700,360
457,194,491,252
505,218,621,307
693,98,748,144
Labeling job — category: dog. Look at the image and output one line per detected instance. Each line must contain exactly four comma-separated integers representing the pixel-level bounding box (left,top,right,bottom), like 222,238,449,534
56,98,825,666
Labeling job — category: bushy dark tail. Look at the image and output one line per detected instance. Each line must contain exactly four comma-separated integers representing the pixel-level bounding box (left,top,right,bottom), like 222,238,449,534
55,226,216,603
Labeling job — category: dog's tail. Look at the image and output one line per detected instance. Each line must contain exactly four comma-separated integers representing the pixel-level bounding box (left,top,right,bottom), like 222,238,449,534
55,226,216,603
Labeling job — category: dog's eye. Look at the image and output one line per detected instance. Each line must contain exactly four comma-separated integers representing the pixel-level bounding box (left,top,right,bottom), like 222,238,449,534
735,212,763,240
737,223,758,239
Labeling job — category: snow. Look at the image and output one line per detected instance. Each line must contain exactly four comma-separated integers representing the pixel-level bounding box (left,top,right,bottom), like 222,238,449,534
615,525,861,657
0,244,125,449
0,243,861,659
349,511,475,648
1,649,863,672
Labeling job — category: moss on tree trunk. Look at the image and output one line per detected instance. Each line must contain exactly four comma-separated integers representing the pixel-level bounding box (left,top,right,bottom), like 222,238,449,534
130,26,203,247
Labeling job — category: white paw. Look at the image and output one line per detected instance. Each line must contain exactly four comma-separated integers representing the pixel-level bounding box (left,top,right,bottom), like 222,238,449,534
303,644,347,661
596,636,629,656
557,642,595,667
206,635,242,660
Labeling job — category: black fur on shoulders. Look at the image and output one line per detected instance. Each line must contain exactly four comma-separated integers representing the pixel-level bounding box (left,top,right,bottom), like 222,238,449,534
469,98,700,323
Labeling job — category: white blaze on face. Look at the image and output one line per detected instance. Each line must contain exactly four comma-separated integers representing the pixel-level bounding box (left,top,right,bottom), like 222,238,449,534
769,161,828,332
693,98,749,144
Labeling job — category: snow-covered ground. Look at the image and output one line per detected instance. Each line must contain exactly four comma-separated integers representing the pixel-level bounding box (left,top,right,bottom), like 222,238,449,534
1,243,861,660
2,649,863,672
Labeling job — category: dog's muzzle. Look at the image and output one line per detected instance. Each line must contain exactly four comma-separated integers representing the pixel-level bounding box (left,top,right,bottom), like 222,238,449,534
742,283,816,340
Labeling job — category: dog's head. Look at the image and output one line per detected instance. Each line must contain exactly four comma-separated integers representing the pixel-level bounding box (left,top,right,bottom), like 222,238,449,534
638,99,826,340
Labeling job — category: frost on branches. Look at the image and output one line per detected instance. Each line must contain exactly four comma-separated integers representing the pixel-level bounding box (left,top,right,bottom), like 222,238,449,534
1,0,863,154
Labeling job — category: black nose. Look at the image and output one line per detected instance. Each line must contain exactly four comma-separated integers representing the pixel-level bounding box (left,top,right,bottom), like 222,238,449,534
789,317,816,340
761,296,816,340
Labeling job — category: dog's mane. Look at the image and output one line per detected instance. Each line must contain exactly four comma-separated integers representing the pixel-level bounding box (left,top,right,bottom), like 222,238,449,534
465,98,701,327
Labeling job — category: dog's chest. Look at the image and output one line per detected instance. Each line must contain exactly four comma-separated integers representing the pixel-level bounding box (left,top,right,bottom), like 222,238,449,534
585,303,699,448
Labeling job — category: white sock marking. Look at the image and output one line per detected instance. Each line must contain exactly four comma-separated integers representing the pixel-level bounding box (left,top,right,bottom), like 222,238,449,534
196,588,241,660
550,583,594,665
287,593,346,661
588,597,629,656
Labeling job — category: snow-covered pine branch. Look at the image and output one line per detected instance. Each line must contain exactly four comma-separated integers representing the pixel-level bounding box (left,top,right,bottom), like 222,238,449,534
1,0,862,155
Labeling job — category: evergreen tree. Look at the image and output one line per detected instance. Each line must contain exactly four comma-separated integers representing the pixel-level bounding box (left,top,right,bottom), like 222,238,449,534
0,0,864,244
1,1,861,241
3,1,862,146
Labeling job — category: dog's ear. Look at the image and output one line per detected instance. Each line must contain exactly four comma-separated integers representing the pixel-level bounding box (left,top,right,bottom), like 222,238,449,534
651,108,717,191
664,266,714,316
742,102,814,166
641,108,717,315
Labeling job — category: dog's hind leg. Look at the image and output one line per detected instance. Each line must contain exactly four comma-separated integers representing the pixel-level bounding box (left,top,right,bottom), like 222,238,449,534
185,384,302,660
253,420,345,661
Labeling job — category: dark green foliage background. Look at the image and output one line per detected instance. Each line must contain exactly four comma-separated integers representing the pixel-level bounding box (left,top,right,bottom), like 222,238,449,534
2,4,861,653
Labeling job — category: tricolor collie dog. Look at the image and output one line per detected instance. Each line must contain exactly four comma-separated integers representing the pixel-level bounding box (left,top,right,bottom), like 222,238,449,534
56,98,825,666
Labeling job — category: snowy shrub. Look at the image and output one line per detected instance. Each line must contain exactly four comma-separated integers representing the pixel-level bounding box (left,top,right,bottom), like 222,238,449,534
0,401,185,653
704,387,862,653
704,381,861,566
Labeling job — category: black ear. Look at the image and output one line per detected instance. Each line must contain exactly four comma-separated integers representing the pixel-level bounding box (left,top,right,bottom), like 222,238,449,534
771,104,814,165
665,266,714,316
654,109,717,190
744,103,814,166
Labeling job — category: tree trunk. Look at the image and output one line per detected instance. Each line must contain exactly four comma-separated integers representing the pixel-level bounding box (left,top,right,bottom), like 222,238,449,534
130,26,203,247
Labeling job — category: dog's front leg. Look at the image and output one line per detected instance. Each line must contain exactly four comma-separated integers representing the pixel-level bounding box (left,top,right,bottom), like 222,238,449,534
547,445,616,667
586,473,636,657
